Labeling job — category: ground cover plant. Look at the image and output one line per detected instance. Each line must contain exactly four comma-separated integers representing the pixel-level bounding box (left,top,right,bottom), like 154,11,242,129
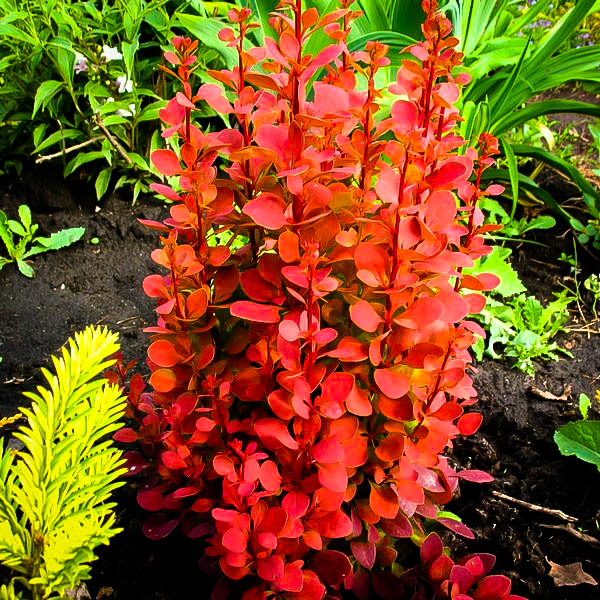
0,205,84,277
110,1,531,597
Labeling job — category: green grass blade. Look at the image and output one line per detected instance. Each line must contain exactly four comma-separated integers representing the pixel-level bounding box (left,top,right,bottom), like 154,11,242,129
493,99,600,136
499,137,519,219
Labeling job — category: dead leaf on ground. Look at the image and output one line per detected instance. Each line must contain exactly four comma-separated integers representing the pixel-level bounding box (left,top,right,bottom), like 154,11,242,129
547,559,598,587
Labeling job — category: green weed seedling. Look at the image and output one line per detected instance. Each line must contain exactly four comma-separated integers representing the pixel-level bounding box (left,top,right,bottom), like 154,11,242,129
555,390,600,472
467,247,574,375
0,205,84,277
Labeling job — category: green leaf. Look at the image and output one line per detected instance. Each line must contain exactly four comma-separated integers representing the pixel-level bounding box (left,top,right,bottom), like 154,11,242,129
122,36,139,80
555,421,600,471
64,151,106,177
525,0,596,79
137,100,165,123
95,168,111,201
16,259,34,278
510,143,600,217
500,137,518,219
32,80,64,118
579,394,592,420
17,206,31,231
467,247,525,298
25,227,85,257
493,100,600,136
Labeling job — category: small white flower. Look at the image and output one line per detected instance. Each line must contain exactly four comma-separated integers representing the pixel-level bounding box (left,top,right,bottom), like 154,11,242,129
106,97,115,103
116,75,133,94
74,51,88,74
116,103,136,118
102,45,123,62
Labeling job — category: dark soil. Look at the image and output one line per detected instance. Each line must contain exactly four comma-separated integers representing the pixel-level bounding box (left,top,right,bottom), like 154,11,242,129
1,167,600,600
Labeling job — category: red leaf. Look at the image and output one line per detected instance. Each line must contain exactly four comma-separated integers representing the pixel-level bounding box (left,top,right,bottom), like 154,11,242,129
420,533,443,564
374,368,409,399
186,288,209,318
222,527,248,553
151,150,180,175
148,340,179,368
279,230,301,263
312,438,344,464
350,300,384,332
162,450,188,470
317,462,348,492
395,479,424,504
327,337,368,362
380,514,412,538
230,301,281,323
282,490,310,519
311,550,352,586
375,433,404,462
150,368,177,392
346,385,372,416
142,513,179,540
277,561,304,592
458,412,483,435
428,161,467,187
437,517,475,539
319,509,353,538
395,297,442,328
255,418,299,450
137,488,164,511
243,193,288,229
351,541,376,569
113,428,138,442
472,575,512,600
456,469,494,483
369,484,399,519
259,460,281,491
256,555,284,582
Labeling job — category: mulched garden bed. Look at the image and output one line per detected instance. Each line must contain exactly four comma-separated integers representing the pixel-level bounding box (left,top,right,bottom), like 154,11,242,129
1,166,599,600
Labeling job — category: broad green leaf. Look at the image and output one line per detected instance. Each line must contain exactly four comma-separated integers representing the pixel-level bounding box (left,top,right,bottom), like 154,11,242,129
95,168,111,201
32,80,64,118
25,227,85,257
64,151,106,176
16,259,34,278
555,421,600,471
466,247,525,298
17,205,31,231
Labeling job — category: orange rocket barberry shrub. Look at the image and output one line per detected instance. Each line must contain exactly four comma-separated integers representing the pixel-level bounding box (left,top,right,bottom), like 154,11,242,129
115,1,527,598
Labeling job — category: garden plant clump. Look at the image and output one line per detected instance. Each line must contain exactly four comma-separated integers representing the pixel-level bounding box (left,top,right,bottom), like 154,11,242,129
114,1,526,598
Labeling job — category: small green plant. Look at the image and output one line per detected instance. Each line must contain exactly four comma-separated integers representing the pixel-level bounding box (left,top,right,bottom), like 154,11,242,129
555,389,600,472
479,197,556,241
583,274,600,319
0,205,84,277
0,326,127,600
468,247,573,374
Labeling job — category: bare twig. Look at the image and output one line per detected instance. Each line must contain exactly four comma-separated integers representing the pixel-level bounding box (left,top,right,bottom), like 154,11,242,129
528,384,572,402
95,119,133,165
540,523,600,549
491,491,578,523
35,136,103,163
